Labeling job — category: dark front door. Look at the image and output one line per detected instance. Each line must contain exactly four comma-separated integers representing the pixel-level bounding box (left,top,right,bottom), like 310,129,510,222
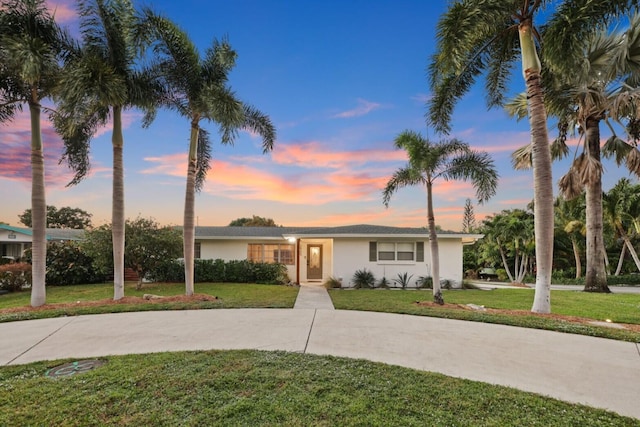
307,244,323,280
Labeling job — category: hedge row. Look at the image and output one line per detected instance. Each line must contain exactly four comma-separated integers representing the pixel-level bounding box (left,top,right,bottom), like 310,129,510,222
147,259,290,285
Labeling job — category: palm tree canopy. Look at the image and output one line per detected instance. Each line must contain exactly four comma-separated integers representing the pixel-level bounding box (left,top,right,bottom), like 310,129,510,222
141,10,276,190
54,0,161,185
383,130,498,206
428,0,637,135
0,0,63,110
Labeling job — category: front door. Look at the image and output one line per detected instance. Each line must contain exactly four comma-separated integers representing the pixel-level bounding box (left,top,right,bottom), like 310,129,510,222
307,244,323,280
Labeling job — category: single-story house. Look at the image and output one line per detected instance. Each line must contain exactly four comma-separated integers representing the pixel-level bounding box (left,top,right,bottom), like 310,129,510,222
1,223,482,287
0,224,83,261
195,224,482,288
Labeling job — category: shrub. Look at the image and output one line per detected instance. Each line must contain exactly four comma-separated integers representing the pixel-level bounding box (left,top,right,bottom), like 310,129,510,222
24,241,105,286
495,268,508,281
376,276,391,289
417,276,433,289
323,276,342,289
352,269,375,289
393,272,413,289
0,263,32,292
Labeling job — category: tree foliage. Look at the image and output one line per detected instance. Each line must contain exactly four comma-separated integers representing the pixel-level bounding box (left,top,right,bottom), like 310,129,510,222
462,198,476,233
19,205,92,229
229,216,279,227
82,217,182,289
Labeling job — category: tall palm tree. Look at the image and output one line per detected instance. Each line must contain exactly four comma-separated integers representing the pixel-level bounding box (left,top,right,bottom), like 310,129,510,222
383,131,498,304
553,15,640,293
55,0,159,300
0,0,64,307
141,12,276,296
554,196,586,279
428,1,635,311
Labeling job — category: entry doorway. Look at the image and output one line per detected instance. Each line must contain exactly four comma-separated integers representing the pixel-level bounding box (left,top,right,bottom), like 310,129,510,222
307,244,323,280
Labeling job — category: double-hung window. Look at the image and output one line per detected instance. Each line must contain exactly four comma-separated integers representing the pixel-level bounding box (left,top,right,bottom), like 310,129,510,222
247,243,295,265
369,241,424,262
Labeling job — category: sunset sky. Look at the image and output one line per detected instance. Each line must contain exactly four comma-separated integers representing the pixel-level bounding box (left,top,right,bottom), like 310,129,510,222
0,1,635,230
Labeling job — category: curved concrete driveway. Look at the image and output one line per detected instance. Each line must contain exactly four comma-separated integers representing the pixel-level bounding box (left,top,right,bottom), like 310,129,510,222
1,308,639,419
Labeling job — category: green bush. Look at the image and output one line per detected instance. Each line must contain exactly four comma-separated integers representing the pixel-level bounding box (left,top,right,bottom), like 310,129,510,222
352,269,375,289
147,258,288,285
393,272,413,289
324,276,342,289
417,276,433,289
24,241,105,286
0,263,32,292
495,268,508,281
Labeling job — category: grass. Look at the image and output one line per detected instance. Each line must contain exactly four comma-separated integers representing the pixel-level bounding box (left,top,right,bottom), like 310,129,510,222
0,282,298,323
1,350,637,426
329,288,640,342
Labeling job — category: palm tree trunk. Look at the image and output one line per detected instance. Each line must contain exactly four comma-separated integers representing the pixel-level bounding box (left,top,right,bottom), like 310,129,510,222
615,244,626,276
112,106,125,300
583,117,609,292
426,181,443,304
622,235,640,272
571,236,582,279
520,19,552,313
496,238,515,282
183,122,199,296
29,93,46,307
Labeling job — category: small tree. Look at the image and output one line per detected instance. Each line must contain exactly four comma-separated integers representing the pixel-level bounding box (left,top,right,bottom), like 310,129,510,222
19,205,92,229
82,217,182,289
229,216,279,227
462,198,476,233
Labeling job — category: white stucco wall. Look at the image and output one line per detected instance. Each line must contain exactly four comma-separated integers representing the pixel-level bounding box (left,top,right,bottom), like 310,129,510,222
333,237,463,288
198,239,297,281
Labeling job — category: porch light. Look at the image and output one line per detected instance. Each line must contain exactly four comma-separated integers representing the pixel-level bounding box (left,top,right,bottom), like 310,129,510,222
287,237,296,243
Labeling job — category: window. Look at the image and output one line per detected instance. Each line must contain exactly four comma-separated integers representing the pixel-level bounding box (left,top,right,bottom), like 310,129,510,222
369,241,424,263
194,242,201,259
247,244,295,265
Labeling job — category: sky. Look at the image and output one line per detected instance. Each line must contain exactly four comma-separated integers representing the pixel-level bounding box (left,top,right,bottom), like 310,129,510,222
0,0,636,231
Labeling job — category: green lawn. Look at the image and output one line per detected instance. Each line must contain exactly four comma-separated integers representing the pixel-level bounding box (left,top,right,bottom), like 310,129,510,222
1,350,636,426
0,282,298,322
329,288,640,342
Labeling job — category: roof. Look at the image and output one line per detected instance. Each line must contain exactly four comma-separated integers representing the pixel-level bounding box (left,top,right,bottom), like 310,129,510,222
195,224,482,240
0,224,84,241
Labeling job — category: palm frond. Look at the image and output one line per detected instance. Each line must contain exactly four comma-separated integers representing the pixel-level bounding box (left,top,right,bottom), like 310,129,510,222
511,144,532,170
242,104,276,153
445,151,498,204
504,92,528,121
382,167,424,207
558,169,583,201
194,127,211,192
602,135,633,165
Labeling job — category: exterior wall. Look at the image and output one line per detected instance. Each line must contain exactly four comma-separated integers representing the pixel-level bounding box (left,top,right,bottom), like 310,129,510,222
198,239,297,282
333,237,463,288
298,239,333,282
0,229,32,259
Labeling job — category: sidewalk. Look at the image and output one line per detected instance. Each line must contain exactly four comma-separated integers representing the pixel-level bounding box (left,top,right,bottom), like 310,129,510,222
1,297,639,419
293,282,335,309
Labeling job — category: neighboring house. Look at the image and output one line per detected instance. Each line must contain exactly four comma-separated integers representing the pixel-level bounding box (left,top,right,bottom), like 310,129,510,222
0,224,83,261
195,224,482,287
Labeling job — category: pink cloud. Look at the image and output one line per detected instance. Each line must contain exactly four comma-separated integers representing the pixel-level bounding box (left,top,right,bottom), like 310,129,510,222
271,141,407,169
333,99,382,119
46,0,77,23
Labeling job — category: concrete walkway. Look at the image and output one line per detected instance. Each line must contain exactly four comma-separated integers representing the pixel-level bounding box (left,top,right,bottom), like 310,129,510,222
1,298,639,419
293,282,334,309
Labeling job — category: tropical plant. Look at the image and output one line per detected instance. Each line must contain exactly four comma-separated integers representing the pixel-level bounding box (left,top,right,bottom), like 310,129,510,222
141,11,276,296
0,0,66,306
393,272,413,289
603,179,640,275
511,14,640,292
54,0,161,300
352,268,375,289
477,209,534,284
554,196,586,279
427,0,636,311
383,131,497,304
323,276,342,289
416,275,433,289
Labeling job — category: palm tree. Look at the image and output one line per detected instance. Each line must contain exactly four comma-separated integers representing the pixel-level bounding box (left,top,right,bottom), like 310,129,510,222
383,131,497,304
603,179,640,274
55,0,159,300
428,1,635,311
141,12,276,296
554,196,586,279
0,0,64,307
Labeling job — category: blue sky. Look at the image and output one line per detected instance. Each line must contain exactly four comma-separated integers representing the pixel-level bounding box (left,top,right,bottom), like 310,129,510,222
0,1,635,230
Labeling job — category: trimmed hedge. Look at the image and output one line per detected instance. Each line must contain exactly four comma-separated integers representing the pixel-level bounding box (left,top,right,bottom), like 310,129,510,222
147,259,289,285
